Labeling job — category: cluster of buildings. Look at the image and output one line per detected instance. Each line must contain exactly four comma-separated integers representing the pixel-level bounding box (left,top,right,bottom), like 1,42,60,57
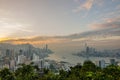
95,59,118,68
0,43,120,73
0,44,47,70
0,44,72,73
83,43,120,68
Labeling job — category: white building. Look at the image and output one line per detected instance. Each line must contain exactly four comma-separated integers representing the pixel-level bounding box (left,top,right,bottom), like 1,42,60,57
44,61,50,69
17,55,26,64
32,53,39,62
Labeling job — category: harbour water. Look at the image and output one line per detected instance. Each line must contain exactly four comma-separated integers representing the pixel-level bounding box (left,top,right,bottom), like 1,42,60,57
47,52,120,65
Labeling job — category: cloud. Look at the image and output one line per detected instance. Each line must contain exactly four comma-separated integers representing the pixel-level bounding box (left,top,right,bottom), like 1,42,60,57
73,0,94,13
1,26,120,45
90,17,120,29
0,17,33,38
73,0,105,13
0,36,70,45
82,0,94,10
1,15,120,44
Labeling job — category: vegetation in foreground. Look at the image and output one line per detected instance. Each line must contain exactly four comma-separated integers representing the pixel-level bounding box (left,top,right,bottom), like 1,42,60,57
0,61,120,80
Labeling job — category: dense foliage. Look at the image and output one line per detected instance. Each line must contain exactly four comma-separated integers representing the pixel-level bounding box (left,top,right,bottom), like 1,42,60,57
0,60,120,80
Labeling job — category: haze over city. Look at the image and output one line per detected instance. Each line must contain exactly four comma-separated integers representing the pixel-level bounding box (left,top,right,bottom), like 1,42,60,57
0,0,120,63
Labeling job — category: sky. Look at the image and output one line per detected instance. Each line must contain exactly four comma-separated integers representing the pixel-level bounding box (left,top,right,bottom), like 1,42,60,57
0,0,120,39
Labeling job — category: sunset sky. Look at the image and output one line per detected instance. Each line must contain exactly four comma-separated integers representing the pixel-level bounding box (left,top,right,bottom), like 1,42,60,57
0,0,120,39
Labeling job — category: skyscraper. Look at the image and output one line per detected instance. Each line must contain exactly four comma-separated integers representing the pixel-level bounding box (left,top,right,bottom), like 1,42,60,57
99,60,105,68
110,59,116,65
6,49,11,57
32,53,39,62
45,44,48,52
85,43,89,60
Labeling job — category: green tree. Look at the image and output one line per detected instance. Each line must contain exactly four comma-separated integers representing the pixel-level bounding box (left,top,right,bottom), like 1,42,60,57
103,65,120,80
0,68,15,80
82,60,97,72
15,63,39,80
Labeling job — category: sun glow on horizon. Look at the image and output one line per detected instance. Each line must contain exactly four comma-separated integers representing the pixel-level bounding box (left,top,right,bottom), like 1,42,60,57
0,38,11,42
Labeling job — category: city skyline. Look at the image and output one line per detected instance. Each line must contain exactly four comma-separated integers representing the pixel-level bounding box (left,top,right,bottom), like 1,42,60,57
0,0,120,61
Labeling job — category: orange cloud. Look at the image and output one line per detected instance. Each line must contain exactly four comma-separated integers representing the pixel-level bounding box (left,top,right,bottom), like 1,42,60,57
73,0,105,13
0,36,70,45
73,0,94,12
0,38,11,42
82,0,94,10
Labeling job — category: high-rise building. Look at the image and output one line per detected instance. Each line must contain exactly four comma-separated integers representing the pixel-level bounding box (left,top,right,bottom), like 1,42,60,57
0,59,4,69
37,59,44,76
99,60,105,68
44,61,50,69
28,45,34,60
85,43,89,60
17,55,26,64
19,49,23,55
45,44,48,52
110,59,116,65
6,49,11,57
10,60,15,70
32,53,39,62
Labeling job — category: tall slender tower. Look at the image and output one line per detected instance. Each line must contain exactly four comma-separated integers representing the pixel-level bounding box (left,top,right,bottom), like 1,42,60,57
28,45,32,60
45,44,48,52
85,43,89,61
